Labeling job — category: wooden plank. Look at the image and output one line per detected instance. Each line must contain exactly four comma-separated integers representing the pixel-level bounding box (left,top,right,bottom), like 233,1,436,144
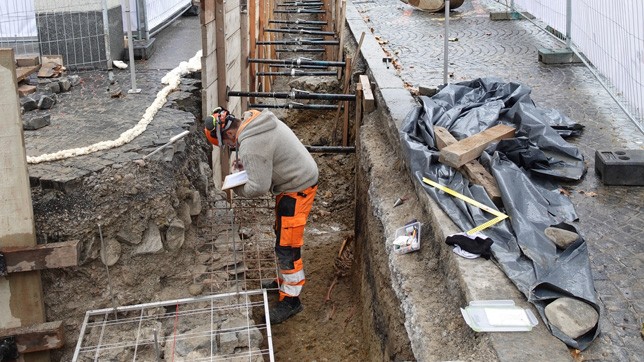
215,0,228,107
439,124,516,168
0,48,49,362
16,65,40,83
225,9,241,42
18,84,37,97
16,55,39,67
2,240,80,273
336,0,347,77
40,55,63,65
201,21,217,58
248,0,257,101
342,58,352,146
240,4,249,95
355,83,363,146
225,29,241,65
201,53,218,89
359,74,375,112
434,126,502,205
0,321,64,354
201,0,215,24
225,0,241,13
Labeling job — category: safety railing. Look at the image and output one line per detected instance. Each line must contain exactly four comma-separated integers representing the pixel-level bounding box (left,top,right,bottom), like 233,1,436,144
496,0,643,132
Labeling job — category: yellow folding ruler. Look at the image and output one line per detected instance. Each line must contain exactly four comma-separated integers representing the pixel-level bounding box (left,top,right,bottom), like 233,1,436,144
422,177,508,235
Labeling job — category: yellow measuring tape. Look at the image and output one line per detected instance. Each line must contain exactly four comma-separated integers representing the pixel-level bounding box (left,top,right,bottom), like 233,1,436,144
422,177,508,235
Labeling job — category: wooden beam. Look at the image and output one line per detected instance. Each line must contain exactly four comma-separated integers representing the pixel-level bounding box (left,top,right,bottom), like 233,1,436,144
16,65,40,83
0,48,49,362
355,82,363,146
434,126,503,205
439,124,516,168
336,0,347,78
15,55,39,67
359,74,375,113
0,321,64,354
248,0,257,101
1,240,80,274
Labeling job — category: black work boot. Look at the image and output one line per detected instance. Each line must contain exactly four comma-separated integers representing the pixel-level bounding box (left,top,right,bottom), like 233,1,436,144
269,297,303,324
261,279,279,290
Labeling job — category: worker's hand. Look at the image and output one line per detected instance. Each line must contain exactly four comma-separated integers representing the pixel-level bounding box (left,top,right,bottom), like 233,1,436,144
232,159,244,172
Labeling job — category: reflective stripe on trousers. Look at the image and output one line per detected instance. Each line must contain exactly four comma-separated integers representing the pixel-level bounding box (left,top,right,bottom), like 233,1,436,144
275,185,317,300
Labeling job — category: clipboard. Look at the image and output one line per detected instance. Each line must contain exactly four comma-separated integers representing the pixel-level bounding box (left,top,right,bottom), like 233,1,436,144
222,170,248,190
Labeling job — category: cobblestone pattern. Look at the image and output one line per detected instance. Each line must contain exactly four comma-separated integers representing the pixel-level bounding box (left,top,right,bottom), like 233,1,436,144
355,0,643,359
24,69,200,192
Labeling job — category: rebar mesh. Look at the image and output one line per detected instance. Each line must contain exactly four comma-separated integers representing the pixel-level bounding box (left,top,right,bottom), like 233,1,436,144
73,291,274,361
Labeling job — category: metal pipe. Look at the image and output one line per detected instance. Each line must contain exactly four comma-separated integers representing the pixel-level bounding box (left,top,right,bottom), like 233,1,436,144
249,58,345,67
257,71,337,76
265,28,334,35
269,64,329,69
269,19,327,25
275,48,325,53
305,145,355,153
229,90,355,101
124,0,141,93
278,25,325,30
443,0,450,85
279,1,324,5
274,9,325,13
250,103,339,110
277,5,323,9
257,40,339,45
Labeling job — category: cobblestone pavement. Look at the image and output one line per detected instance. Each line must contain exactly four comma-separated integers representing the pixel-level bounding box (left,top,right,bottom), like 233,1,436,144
353,0,643,360
24,12,203,193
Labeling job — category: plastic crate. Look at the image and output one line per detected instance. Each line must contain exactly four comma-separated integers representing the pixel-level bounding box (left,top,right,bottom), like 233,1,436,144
393,221,421,254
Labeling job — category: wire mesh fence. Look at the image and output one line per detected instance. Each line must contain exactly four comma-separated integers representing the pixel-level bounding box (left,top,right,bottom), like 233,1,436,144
499,0,644,129
0,0,122,70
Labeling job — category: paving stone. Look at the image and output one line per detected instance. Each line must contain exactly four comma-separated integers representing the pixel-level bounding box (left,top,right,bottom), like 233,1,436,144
544,227,579,249
545,297,599,339
59,78,72,92
23,113,51,130
47,81,61,93
37,94,56,109
20,96,38,112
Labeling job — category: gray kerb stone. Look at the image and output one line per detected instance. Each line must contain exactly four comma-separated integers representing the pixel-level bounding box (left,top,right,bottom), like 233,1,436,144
545,297,599,339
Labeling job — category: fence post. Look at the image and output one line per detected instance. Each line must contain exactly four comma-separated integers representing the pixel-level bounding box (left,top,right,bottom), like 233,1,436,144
565,0,572,48
124,0,142,94
443,0,450,85
102,0,113,71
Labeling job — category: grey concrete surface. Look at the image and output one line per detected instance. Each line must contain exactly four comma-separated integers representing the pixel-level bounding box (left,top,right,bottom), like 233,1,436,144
346,0,643,361
138,14,202,71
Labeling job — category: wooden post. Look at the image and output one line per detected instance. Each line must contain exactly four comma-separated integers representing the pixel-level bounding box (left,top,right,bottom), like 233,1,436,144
215,0,231,185
354,82,363,146
341,56,352,146
249,0,257,101
241,1,249,99
336,0,347,78
0,48,49,362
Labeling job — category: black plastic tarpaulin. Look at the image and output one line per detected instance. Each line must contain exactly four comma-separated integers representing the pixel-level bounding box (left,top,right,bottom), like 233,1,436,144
400,78,599,350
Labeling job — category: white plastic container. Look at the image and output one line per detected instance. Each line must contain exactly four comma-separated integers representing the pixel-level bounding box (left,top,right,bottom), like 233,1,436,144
393,221,421,254
460,300,539,332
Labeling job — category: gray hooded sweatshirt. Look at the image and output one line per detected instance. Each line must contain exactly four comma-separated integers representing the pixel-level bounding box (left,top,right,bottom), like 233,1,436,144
233,109,318,197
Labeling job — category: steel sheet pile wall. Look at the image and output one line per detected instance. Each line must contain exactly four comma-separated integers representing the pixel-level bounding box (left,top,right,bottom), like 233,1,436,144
513,0,643,126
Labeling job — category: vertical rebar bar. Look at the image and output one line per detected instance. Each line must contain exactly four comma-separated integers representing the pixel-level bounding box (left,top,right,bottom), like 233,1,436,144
443,0,450,85
98,224,119,320
153,329,161,361
124,0,142,93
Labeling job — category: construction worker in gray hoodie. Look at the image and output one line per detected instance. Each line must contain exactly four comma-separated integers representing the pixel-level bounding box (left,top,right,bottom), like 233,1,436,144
204,107,318,324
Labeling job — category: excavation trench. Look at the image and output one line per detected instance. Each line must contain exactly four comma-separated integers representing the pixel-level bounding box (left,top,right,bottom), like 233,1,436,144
32,38,493,361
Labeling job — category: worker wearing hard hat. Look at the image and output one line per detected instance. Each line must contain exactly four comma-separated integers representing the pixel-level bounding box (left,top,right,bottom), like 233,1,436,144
204,107,318,324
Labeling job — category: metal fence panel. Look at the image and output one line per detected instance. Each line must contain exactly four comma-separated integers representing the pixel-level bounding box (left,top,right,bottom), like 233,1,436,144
0,1,38,55
507,0,643,125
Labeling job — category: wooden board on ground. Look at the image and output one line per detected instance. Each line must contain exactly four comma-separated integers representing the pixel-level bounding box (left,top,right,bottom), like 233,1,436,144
434,126,503,205
18,84,37,97
40,55,63,65
16,55,39,67
359,75,375,112
0,321,64,354
16,65,41,82
439,124,515,168
37,62,63,78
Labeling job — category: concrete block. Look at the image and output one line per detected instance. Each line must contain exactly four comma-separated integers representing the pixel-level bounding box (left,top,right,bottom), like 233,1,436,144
538,48,582,64
595,149,644,186
20,97,38,112
37,94,56,109
418,85,439,97
123,38,157,61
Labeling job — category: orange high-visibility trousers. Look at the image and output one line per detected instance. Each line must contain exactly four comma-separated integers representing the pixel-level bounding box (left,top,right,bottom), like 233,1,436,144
274,184,317,300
